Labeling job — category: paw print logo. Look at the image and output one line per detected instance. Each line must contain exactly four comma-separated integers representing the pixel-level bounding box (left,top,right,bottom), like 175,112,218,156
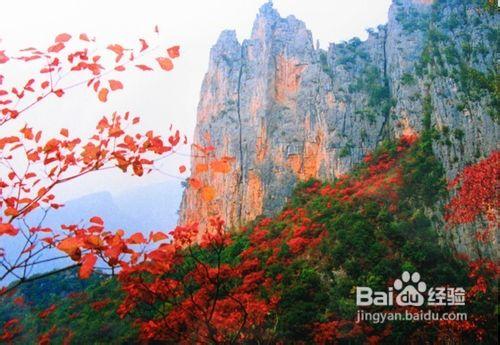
394,271,427,306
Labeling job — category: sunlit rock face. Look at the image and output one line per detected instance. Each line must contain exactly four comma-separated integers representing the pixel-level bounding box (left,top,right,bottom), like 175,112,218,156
179,0,499,236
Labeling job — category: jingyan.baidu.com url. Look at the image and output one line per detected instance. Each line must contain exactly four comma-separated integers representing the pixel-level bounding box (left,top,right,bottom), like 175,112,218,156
356,309,468,324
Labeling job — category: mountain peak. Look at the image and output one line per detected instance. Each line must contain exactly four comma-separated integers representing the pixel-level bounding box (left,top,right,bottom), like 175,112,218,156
254,0,280,26
209,29,241,67
216,29,238,45
251,1,310,44
258,1,275,14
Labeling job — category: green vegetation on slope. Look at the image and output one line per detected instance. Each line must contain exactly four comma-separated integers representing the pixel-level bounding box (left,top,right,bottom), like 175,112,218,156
0,270,137,344
1,125,496,345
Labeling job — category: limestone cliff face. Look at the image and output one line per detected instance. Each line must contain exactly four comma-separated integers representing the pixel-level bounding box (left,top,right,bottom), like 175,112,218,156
180,0,499,234
385,0,498,180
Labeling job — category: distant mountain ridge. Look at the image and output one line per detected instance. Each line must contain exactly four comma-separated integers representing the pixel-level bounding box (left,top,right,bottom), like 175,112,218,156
30,180,183,234
0,180,183,283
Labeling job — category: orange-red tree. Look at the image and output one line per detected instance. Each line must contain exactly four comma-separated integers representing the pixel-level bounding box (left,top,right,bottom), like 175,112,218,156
117,217,272,344
443,151,499,343
445,151,499,243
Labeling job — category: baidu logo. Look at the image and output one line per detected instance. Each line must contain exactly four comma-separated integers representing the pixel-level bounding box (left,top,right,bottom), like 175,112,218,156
394,271,426,306
356,271,465,307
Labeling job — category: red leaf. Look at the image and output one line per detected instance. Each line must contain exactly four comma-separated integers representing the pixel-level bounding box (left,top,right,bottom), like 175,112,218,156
0,223,18,236
22,244,36,254
54,89,64,97
179,165,186,173
98,88,109,102
55,33,72,43
156,57,173,71
24,79,35,92
128,232,146,244
79,254,97,279
90,216,104,225
135,64,153,71
107,44,124,55
133,160,143,176
48,42,65,53
4,207,18,217
109,80,123,91
60,128,69,137
152,232,168,242
79,33,90,41
0,51,9,64
167,45,180,59
20,126,34,139
108,44,125,63
57,237,80,257
139,39,149,52
0,136,19,149
38,304,57,319
91,299,112,311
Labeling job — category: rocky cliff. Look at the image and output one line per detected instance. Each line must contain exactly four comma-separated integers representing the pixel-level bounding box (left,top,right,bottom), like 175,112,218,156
180,0,498,235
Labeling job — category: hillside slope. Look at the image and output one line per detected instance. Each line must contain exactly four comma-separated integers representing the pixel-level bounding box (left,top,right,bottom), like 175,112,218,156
179,0,498,258
2,135,496,344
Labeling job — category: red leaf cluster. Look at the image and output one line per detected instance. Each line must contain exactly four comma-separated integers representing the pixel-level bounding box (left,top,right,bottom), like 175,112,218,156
0,30,190,292
445,151,499,228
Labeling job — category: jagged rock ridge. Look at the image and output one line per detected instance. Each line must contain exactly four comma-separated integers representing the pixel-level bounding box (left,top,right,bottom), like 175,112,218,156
179,0,498,236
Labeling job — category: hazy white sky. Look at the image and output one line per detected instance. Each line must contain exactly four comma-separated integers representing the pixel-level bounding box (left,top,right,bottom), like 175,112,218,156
0,0,392,201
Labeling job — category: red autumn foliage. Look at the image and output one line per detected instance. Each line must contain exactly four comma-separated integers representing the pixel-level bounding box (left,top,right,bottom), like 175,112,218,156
0,319,22,342
113,135,496,343
0,30,192,290
38,304,57,319
38,326,57,345
445,151,499,229
317,135,415,209
113,137,419,343
117,217,274,343
466,258,498,299
91,298,113,311
0,30,241,345
0,30,235,292
0,27,495,344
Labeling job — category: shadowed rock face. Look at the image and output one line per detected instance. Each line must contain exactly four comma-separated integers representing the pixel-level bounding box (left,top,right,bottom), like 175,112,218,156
180,0,499,234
